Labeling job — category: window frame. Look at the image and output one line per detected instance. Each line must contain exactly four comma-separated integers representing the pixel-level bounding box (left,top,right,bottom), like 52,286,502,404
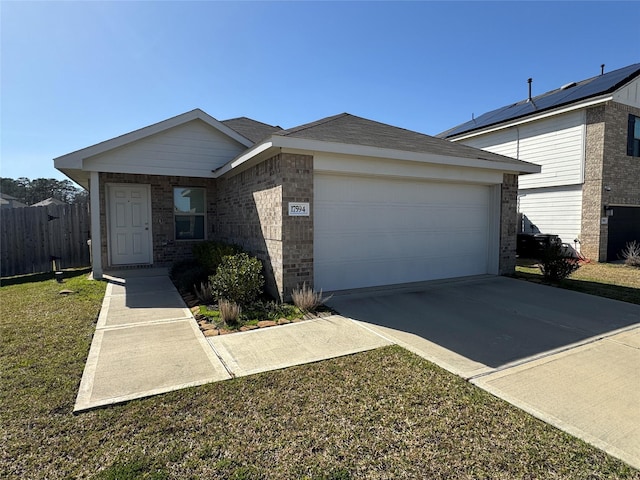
628,114,640,157
173,187,206,241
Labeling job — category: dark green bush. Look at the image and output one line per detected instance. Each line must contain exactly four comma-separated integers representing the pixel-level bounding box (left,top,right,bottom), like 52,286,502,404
170,259,210,293
209,253,264,305
539,243,580,282
193,241,243,274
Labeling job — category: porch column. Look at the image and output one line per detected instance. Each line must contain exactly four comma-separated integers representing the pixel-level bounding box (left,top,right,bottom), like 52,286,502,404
90,171,103,279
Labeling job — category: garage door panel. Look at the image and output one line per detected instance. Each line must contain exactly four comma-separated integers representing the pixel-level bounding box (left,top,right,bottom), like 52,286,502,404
314,174,491,291
316,203,488,232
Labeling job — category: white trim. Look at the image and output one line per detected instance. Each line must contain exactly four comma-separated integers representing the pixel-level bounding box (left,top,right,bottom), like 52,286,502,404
313,152,504,185
213,141,274,177
215,135,540,178
54,109,253,170
449,94,613,142
90,171,102,279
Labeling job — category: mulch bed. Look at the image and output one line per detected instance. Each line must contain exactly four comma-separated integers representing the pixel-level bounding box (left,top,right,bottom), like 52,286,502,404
180,291,332,337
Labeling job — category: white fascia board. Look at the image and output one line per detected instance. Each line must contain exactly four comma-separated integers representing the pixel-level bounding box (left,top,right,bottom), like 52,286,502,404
273,136,541,174
449,94,613,142
213,141,275,177
53,108,253,171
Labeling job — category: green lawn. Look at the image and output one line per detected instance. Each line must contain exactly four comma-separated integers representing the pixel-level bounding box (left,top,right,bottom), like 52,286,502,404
1,271,639,479
516,261,640,305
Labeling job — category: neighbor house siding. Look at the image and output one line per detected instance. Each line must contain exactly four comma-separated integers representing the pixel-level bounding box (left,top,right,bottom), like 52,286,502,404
87,120,246,177
580,101,640,261
99,172,217,270
216,153,313,300
462,110,585,189
518,185,583,246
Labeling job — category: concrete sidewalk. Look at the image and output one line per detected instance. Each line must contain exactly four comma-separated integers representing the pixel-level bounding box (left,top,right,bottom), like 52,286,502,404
472,326,640,470
75,270,391,412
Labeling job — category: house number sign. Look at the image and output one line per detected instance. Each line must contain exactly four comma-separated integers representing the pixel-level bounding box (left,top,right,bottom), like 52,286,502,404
288,202,310,217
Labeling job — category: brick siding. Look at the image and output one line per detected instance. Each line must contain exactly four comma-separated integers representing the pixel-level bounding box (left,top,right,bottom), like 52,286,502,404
216,153,313,300
98,155,515,296
581,102,640,261
499,173,518,274
99,172,217,269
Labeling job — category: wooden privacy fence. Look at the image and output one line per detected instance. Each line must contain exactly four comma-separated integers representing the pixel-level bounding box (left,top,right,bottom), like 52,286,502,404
1,204,91,277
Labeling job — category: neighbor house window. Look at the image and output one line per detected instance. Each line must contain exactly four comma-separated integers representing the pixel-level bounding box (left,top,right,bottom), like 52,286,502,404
174,187,205,240
628,114,640,157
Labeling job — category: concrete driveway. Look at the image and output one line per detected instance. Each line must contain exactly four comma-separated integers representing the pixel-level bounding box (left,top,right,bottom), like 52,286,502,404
326,275,640,469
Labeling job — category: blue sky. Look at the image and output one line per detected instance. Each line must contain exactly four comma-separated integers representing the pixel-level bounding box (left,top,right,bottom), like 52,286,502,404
2,1,639,185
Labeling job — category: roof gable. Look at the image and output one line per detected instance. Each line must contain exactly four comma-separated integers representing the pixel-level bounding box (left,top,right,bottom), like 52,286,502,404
55,109,254,171
440,63,640,139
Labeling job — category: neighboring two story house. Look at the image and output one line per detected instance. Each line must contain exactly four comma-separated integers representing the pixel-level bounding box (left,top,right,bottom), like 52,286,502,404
440,63,640,262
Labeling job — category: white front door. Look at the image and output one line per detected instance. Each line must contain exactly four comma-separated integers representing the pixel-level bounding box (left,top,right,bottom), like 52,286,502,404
108,184,152,265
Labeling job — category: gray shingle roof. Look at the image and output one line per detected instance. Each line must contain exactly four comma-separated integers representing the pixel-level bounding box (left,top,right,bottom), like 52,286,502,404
439,63,640,139
275,113,530,168
222,117,282,144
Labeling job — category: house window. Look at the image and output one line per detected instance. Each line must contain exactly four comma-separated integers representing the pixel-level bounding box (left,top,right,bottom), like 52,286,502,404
174,187,205,240
628,115,640,157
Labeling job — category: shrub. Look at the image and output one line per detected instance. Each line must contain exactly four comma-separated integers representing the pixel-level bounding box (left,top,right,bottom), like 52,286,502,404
193,241,243,274
538,243,580,282
169,259,209,293
621,240,640,267
194,281,215,304
291,282,330,313
209,253,264,305
218,299,242,325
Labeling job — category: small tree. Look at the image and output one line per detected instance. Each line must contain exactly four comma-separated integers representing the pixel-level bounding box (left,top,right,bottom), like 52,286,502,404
539,243,580,282
209,253,264,305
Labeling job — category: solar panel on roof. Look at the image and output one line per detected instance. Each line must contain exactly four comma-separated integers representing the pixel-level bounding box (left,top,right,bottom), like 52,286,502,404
441,63,640,138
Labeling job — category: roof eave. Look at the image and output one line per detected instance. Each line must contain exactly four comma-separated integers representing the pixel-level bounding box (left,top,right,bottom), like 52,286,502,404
216,135,540,177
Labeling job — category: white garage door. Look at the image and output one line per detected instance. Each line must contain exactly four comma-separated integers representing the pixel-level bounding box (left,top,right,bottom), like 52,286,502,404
314,174,492,291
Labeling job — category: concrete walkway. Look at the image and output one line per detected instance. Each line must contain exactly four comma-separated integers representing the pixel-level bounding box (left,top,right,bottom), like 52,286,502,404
74,269,391,412
74,269,230,411
75,271,639,469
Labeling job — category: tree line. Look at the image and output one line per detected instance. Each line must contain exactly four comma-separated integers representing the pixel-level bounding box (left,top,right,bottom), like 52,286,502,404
0,177,88,205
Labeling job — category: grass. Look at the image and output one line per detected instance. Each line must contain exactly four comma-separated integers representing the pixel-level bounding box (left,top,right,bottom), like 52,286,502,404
2,272,639,478
516,260,640,304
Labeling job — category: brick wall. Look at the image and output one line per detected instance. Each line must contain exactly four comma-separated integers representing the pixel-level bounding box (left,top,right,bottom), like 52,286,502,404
581,101,640,261
581,106,606,261
99,172,217,269
216,153,313,300
499,173,518,274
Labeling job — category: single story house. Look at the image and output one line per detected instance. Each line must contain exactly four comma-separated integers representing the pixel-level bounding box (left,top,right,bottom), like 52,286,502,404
439,63,640,261
54,110,539,299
